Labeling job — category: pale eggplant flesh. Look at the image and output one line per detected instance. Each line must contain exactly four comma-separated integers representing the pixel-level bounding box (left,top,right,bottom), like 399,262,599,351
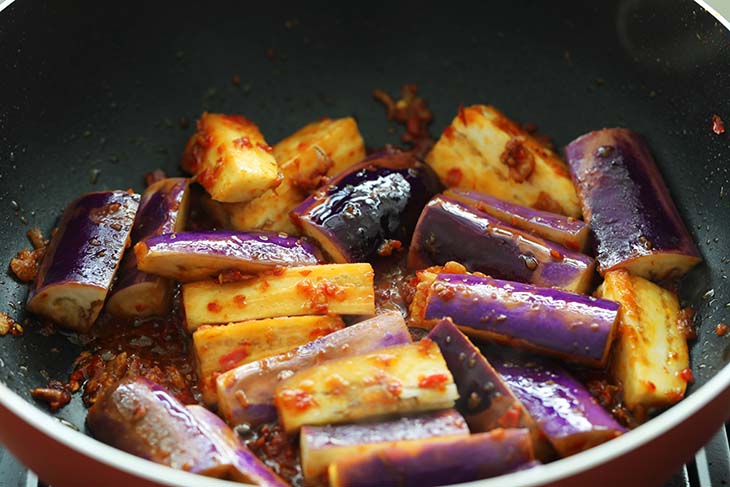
106,177,190,317
26,191,140,332
216,312,412,427
423,273,619,367
564,128,701,280
291,150,442,263
408,195,595,293
135,230,323,282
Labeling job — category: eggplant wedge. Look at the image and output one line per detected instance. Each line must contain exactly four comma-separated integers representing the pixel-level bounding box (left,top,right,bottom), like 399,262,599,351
421,273,619,367
274,339,459,433
408,195,595,293
194,315,345,405
216,312,411,426
291,150,442,263
181,113,281,203
300,409,469,481
135,230,323,282
328,428,534,487
596,269,691,419
106,178,190,317
26,191,140,332
426,104,581,217
87,378,288,486
182,263,374,331
565,128,701,280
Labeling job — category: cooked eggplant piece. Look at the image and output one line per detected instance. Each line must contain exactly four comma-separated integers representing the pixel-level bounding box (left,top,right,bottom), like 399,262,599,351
328,428,534,487
194,315,345,405
445,188,589,251
106,178,190,317
274,339,458,433
87,378,287,486
291,150,442,263
596,269,690,419
300,409,469,481
181,113,281,203
408,195,595,293
135,230,323,282
183,263,374,331
426,105,581,217
217,312,411,426
564,128,701,280
422,273,619,367
26,191,139,332
490,354,626,457
426,319,534,432
212,117,366,234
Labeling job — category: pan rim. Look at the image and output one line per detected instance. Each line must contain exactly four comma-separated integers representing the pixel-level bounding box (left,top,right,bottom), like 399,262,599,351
1,362,729,486
0,0,728,485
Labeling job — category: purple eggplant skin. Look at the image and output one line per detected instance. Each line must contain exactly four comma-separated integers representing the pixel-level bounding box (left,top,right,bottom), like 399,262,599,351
134,230,324,282
490,353,627,457
186,405,289,486
300,410,469,481
328,428,534,487
26,191,140,332
216,311,411,427
426,318,534,432
291,150,443,263
408,195,595,293
424,274,619,367
87,378,228,478
106,178,190,317
445,188,590,252
565,128,701,280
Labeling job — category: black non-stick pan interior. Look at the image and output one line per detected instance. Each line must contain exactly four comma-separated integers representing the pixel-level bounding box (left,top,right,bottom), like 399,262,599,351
0,0,729,435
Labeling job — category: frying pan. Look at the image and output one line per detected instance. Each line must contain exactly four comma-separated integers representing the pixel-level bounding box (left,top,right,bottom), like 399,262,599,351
0,1,729,486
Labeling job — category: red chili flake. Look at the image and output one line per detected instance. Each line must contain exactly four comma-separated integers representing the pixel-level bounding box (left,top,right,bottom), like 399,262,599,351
646,381,657,392
299,269,312,277
550,249,564,261
497,404,522,428
712,114,725,135
278,388,316,411
418,373,449,390
443,125,456,140
715,323,728,336
458,104,467,125
233,295,247,308
445,167,463,187
386,380,403,397
233,136,252,149
377,239,403,257
678,368,695,383
207,301,222,313
219,346,251,371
